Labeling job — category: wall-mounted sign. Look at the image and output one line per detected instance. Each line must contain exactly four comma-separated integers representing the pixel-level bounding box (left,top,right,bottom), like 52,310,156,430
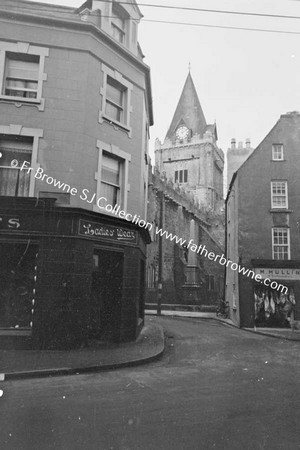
78,219,138,244
254,268,300,280
0,216,20,230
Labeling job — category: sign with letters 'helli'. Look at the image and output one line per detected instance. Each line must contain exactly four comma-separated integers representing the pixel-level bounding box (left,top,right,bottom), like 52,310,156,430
78,219,138,244
254,268,300,280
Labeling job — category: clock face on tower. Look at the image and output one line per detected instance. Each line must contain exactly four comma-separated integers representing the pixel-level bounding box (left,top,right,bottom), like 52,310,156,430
176,126,189,140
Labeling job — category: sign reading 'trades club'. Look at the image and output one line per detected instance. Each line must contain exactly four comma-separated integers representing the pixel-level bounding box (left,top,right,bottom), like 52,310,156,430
78,219,138,244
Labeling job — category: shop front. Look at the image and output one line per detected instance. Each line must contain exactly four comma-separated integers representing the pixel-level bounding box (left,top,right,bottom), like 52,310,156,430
252,262,300,328
0,197,149,349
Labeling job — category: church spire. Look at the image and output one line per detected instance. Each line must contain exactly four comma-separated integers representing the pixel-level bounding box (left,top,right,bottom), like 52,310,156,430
165,72,207,142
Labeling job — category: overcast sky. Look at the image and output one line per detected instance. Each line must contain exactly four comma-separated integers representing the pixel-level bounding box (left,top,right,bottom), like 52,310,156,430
27,0,300,161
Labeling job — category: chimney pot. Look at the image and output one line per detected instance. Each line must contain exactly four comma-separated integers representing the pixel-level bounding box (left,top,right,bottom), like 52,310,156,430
238,141,243,149
231,138,236,150
246,138,251,149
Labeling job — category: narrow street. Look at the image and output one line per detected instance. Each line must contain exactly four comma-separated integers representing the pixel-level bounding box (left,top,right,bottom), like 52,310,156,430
1,317,300,450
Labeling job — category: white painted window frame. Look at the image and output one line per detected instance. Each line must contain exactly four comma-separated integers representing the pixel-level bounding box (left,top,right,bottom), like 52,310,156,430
271,180,288,209
95,140,131,213
272,227,291,260
99,63,133,137
0,41,49,111
272,144,284,161
0,124,43,196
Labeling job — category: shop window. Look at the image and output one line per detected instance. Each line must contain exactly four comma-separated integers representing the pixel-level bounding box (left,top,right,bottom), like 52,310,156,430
272,228,290,260
254,285,295,328
0,135,33,196
100,64,133,135
272,144,284,161
0,242,38,331
95,141,131,212
0,41,49,110
271,181,288,209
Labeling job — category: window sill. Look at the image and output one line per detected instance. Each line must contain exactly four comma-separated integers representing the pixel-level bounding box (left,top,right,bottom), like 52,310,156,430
0,95,44,111
99,113,132,137
270,209,292,213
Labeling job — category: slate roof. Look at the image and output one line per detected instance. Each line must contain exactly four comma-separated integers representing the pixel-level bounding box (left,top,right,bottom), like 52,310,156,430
165,72,207,141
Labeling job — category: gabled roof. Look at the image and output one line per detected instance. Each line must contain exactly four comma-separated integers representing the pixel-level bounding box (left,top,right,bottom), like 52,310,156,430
129,0,144,19
165,72,207,141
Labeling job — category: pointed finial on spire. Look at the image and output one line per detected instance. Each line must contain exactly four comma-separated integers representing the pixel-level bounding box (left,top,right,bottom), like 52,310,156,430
188,61,191,73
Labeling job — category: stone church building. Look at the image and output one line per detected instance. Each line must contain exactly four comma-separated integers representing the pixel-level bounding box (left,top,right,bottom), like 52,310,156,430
147,73,225,310
155,72,224,211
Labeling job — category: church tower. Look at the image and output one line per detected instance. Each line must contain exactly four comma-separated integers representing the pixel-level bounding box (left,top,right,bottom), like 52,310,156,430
155,72,224,210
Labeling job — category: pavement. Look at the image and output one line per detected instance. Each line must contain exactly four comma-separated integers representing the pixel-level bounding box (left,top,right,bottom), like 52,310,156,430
1,311,299,381
0,323,164,381
146,309,300,341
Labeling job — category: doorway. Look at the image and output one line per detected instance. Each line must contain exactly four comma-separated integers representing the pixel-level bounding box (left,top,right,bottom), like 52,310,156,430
90,248,124,341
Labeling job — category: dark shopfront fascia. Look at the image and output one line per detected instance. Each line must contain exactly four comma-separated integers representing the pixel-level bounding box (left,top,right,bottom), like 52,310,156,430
240,259,300,329
0,197,150,350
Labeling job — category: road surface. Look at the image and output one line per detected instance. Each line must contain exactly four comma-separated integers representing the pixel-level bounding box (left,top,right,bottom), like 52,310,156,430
1,317,300,450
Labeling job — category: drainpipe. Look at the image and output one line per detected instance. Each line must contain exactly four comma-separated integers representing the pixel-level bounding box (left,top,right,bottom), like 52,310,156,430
157,191,164,315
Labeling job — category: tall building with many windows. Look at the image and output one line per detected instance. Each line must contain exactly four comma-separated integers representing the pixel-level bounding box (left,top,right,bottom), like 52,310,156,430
0,0,153,349
155,72,224,210
225,112,300,328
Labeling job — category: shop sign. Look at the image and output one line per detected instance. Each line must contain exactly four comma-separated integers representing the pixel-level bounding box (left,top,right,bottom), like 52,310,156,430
254,268,300,280
78,219,138,244
0,216,20,229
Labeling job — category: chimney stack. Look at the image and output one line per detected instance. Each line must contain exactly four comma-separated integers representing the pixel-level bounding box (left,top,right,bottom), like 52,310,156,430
238,141,243,149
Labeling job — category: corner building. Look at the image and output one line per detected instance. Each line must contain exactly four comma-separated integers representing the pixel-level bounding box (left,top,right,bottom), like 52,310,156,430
0,0,153,349
226,112,300,328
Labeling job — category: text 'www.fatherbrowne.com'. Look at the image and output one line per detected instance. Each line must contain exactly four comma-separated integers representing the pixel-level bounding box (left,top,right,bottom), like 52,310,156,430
19,161,288,294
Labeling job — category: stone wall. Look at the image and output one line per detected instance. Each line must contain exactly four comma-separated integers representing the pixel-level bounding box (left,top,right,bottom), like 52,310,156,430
146,167,225,308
